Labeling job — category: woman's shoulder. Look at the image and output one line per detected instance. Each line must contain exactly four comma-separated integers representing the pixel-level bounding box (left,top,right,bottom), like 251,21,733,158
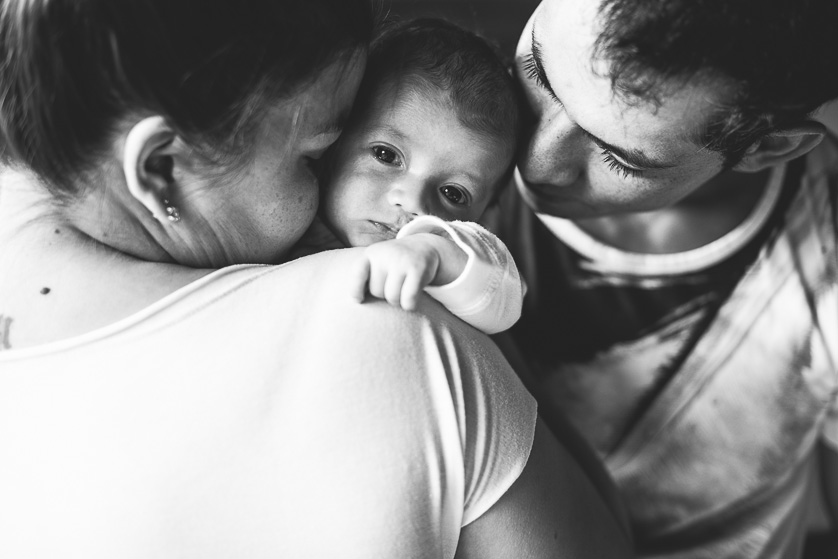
182,249,535,425
152,250,497,368
199,249,480,338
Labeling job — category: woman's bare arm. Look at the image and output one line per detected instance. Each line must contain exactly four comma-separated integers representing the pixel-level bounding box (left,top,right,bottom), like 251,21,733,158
455,419,634,559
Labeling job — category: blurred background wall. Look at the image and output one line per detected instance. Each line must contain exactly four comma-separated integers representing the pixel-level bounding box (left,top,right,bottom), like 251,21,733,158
385,0,539,57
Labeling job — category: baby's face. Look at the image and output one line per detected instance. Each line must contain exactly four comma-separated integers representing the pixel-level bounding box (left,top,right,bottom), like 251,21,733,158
321,83,514,247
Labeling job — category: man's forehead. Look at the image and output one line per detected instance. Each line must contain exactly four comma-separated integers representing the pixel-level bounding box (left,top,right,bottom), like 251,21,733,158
531,0,613,103
531,0,724,155
535,0,603,52
534,0,730,109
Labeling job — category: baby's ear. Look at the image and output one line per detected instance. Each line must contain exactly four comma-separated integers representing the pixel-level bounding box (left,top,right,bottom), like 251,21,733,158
733,121,826,173
122,116,178,223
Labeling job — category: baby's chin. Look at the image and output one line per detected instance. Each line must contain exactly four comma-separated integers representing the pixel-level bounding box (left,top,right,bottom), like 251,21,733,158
347,229,396,247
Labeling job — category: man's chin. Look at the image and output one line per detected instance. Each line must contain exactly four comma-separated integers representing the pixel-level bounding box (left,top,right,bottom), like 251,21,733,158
514,168,577,217
516,183,592,219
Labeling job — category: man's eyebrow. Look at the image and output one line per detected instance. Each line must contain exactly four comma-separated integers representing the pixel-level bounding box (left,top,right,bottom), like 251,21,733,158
532,26,675,170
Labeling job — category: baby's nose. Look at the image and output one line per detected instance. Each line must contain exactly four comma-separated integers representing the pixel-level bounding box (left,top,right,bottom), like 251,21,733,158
386,182,427,217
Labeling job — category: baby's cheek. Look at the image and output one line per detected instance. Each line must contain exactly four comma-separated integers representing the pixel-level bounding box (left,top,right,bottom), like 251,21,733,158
463,201,490,222
350,172,385,210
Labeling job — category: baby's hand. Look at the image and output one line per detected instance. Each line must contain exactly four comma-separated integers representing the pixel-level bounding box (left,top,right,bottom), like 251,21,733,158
350,233,465,311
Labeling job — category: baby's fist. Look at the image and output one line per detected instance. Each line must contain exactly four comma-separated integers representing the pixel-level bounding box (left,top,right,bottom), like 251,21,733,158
349,234,442,310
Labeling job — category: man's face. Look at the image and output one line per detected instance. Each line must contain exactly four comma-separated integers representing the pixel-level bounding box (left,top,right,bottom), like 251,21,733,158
515,0,729,219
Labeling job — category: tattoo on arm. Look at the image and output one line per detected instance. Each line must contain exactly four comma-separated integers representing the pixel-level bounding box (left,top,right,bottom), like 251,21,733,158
0,314,12,350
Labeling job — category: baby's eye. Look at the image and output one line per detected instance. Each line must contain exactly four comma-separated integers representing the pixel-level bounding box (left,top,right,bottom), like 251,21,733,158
372,145,400,165
439,185,468,205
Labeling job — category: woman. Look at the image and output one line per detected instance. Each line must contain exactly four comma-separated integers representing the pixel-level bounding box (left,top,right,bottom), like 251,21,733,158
0,0,631,557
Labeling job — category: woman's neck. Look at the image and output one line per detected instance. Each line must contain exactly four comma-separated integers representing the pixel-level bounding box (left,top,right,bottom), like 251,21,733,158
0,167,208,351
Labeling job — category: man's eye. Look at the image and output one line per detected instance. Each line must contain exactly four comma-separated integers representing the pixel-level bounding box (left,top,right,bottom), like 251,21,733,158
520,52,562,105
521,53,544,88
372,146,400,165
600,150,644,180
440,185,468,205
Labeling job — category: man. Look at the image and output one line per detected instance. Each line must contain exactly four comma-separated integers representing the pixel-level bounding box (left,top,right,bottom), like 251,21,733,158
496,0,838,557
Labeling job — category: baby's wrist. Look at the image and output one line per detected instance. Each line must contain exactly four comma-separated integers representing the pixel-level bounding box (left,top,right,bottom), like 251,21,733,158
416,233,467,286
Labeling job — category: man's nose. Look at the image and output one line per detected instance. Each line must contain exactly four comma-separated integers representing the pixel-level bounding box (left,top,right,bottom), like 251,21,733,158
518,111,583,187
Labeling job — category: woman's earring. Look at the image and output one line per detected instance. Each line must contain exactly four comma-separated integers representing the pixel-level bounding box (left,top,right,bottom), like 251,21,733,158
163,199,181,223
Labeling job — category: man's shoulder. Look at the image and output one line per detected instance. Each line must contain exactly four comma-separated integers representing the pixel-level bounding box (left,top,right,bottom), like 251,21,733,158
788,134,838,229
802,133,838,182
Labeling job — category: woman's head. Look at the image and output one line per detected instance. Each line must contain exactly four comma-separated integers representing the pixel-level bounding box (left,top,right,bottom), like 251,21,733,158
0,0,374,266
0,0,374,193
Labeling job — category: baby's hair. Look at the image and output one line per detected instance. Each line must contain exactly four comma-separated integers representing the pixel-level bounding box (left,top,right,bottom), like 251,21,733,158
357,18,522,152
0,0,376,197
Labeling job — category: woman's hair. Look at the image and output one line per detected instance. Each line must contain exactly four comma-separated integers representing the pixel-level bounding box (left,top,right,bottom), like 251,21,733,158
356,18,522,151
0,0,376,195
595,0,838,165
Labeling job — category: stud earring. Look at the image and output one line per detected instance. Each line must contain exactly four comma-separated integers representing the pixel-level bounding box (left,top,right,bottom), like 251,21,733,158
163,199,181,223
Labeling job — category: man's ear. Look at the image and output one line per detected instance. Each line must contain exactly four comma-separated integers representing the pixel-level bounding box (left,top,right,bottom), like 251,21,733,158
733,121,826,173
123,115,178,223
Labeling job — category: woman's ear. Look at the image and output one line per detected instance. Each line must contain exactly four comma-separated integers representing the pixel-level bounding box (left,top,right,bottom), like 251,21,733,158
123,116,178,223
733,121,826,173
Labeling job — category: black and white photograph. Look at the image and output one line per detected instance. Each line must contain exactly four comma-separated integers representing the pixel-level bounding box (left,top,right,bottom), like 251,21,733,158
0,0,836,557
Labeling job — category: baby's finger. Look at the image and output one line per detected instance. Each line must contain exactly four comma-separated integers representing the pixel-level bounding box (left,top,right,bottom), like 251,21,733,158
383,270,407,307
400,270,424,311
367,262,388,301
348,257,371,303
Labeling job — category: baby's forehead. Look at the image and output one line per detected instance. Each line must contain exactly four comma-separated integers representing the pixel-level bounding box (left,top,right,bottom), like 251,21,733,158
361,75,450,115
363,78,514,147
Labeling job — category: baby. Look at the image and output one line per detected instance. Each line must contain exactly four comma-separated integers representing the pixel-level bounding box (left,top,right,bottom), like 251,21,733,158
297,18,524,334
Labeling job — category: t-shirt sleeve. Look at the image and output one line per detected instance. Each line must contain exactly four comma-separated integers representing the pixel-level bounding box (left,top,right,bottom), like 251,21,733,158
397,215,526,335
453,331,538,525
319,294,538,530
252,254,538,556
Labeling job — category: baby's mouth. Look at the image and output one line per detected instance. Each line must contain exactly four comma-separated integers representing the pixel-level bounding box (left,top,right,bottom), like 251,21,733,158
368,220,399,239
